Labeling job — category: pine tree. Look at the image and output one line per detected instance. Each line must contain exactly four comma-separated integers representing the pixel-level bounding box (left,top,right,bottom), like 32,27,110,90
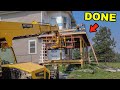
89,26,116,62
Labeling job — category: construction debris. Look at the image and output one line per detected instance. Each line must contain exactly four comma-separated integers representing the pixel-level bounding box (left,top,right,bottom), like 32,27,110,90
105,68,117,72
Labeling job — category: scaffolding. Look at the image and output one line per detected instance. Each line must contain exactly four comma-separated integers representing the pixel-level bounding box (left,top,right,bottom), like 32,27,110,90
38,29,96,66
37,23,99,66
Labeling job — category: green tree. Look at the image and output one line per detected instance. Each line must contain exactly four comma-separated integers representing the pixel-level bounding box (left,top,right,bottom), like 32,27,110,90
114,52,120,62
89,26,116,63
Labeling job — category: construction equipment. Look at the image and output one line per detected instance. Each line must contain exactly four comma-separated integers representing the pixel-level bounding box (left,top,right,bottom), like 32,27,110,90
0,21,59,79
1,62,50,79
0,21,97,79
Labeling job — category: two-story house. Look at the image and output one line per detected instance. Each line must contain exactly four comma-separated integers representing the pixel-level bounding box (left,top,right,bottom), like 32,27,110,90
0,11,76,29
0,11,76,63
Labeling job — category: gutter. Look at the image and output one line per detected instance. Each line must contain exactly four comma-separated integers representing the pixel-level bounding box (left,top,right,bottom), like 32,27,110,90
0,11,22,15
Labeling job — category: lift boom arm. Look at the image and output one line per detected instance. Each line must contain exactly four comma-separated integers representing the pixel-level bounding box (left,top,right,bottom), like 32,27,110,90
0,21,59,47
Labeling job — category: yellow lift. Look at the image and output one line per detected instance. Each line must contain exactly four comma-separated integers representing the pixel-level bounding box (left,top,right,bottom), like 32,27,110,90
0,21,58,47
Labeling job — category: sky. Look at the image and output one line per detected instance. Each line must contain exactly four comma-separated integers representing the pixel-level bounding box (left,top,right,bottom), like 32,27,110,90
72,11,120,53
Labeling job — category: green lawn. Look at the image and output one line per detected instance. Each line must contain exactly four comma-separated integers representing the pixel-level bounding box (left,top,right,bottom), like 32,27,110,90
67,62,120,79
99,62,120,68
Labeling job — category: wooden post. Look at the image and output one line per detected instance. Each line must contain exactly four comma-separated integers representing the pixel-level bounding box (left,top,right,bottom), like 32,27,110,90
80,37,83,59
80,37,83,68
60,48,62,60
81,36,89,64
71,49,73,59
83,42,84,59
60,34,62,61
88,55,91,64
81,59,84,68
69,49,70,60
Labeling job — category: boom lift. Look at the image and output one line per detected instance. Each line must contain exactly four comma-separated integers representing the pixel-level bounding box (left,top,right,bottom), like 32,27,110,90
0,21,59,79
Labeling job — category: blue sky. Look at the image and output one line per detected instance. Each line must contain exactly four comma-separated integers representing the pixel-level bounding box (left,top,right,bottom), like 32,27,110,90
72,11,120,53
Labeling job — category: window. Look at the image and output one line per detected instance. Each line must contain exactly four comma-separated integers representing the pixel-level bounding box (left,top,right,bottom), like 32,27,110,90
0,17,1,21
63,17,67,29
50,17,57,26
28,40,37,54
68,18,71,29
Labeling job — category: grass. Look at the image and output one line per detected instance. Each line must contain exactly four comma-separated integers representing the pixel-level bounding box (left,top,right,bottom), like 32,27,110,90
67,62,120,79
99,62,120,68
59,64,66,72
68,69,120,79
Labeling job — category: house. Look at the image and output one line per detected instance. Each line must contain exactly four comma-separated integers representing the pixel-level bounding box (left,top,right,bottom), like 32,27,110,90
0,11,77,63
0,11,76,30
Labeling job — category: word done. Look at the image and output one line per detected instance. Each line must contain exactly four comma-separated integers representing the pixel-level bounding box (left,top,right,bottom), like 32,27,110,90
84,12,116,22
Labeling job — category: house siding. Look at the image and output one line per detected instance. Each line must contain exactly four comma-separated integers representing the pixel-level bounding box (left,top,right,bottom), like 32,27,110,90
42,11,49,23
0,11,73,29
0,11,42,23
12,36,42,63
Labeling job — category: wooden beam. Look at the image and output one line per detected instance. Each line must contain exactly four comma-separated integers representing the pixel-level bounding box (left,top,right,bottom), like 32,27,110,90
88,55,91,64
83,41,85,59
81,36,88,47
60,32,86,35
69,49,71,60
90,43,99,65
81,36,91,63
44,60,84,64
80,37,83,59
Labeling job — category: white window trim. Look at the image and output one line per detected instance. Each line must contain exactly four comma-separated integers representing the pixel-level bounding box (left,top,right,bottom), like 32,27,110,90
28,40,37,54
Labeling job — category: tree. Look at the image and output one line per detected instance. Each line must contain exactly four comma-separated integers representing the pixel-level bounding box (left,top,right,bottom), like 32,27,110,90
89,26,116,62
73,48,81,59
114,52,120,62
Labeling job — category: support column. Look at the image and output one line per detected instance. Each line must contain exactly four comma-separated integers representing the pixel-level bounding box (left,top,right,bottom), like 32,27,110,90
80,37,83,68
69,49,70,60
81,36,90,64
83,42,85,59
80,37,83,59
